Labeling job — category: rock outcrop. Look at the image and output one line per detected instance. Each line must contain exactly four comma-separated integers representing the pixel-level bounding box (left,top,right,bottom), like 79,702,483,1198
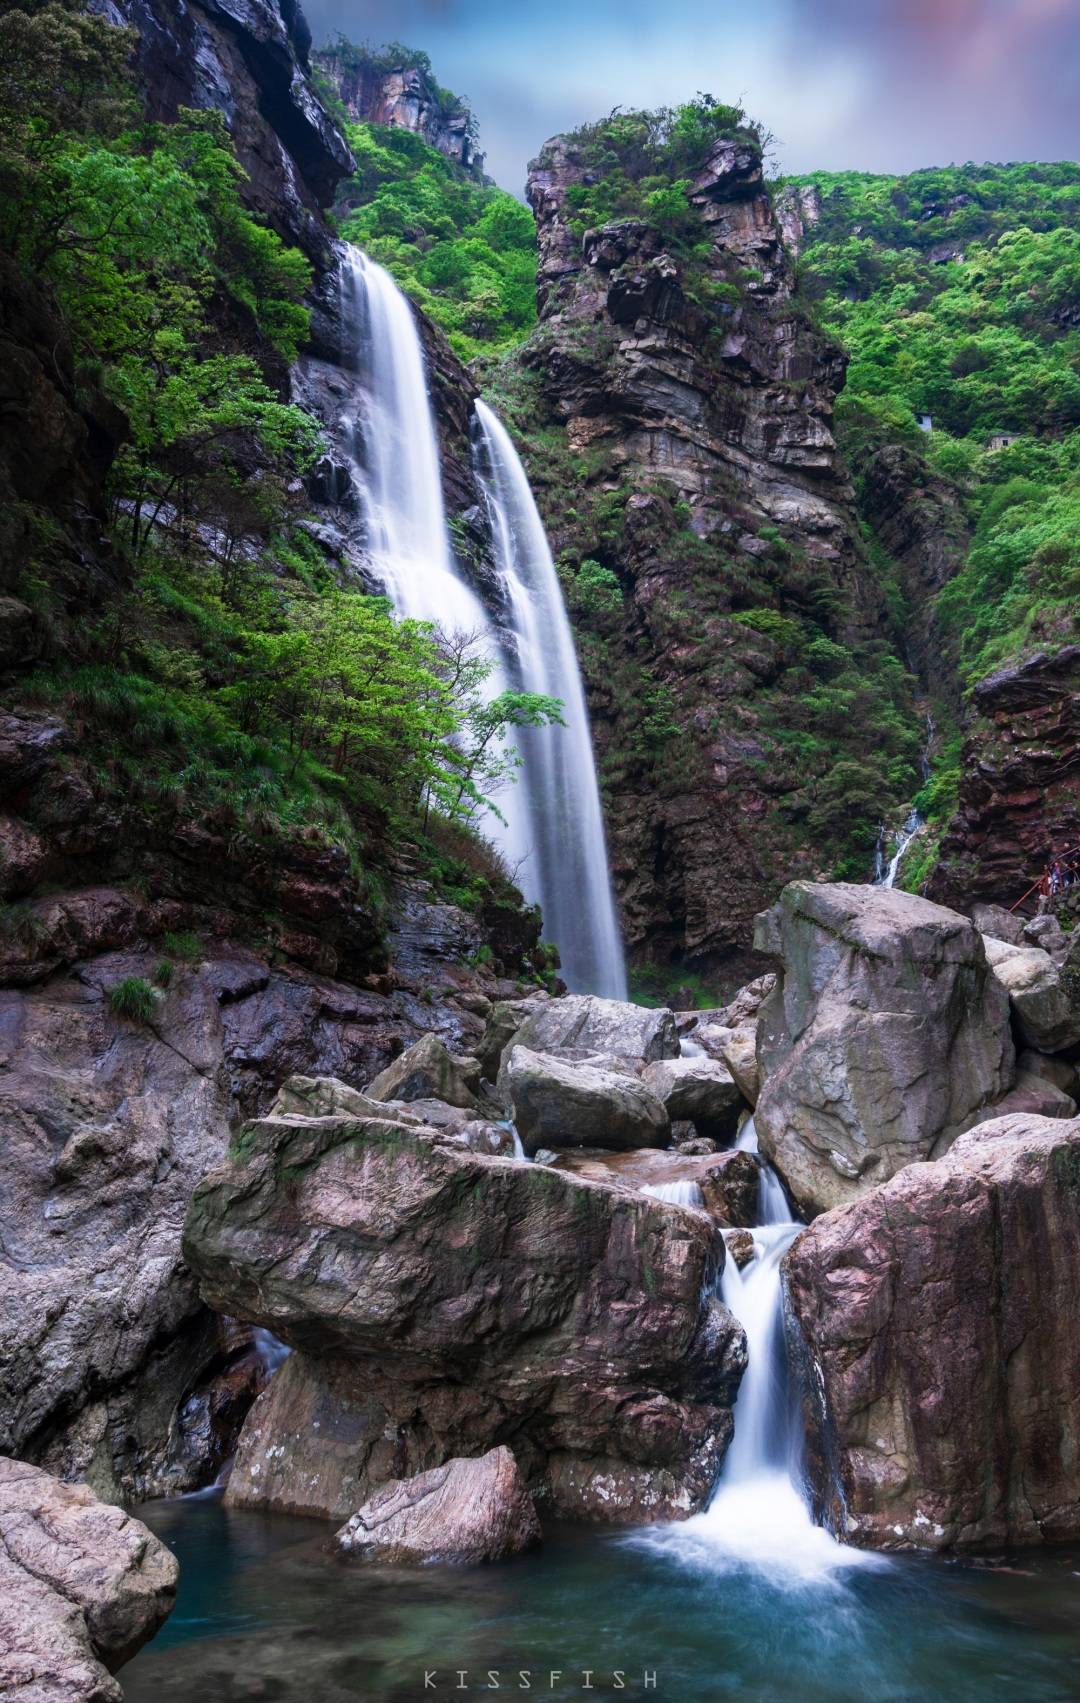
786,1113,1080,1550
982,935,1080,1053
641,1054,743,1135
0,1458,177,1702
547,1145,760,1226
184,1086,746,1524
753,882,1014,1215
516,128,914,979
499,991,679,1066
314,45,485,178
332,1447,541,1566
366,1031,481,1110
0,938,537,1502
930,647,1080,915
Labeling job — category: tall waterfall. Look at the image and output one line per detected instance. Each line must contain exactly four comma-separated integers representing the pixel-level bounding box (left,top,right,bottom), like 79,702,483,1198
339,247,493,634
471,399,627,999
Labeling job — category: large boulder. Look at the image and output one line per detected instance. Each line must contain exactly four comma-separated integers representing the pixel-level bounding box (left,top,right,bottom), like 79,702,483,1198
184,1088,746,1525
0,1458,177,1702
753,883,1014,1215
982,936,1080,1054
505,1046,670,1153
502,993,679,1065
641,1055,744,1135
785,1113,1080,1551
547,1146,759,1226
684,975,775,1105
332,1447,541,1566
365,1032,480,1110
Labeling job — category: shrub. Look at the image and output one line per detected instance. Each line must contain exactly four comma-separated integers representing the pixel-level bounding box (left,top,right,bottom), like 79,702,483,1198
108,977,158,1023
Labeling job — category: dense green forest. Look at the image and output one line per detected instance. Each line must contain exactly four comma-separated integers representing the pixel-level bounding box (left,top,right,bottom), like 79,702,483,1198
0,2,551,925
791,162,1080,867
316,43,537,359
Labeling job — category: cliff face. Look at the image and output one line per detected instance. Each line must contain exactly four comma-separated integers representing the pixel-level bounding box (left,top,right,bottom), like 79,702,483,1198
505,133,914,984
929,647,1080,910
313,45,485,179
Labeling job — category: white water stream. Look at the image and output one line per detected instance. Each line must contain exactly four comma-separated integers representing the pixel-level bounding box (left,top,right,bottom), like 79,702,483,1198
471,398,626,998
338,244,626,998
637,1118,883,1584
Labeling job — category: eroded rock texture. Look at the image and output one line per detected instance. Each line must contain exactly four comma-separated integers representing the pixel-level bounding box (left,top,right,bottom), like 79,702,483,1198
753,882,1014,1215
785,1113,1080,1550
332,1447,541,1567
513,131,907,980
0,1458,176,1702
184,1090,747,1524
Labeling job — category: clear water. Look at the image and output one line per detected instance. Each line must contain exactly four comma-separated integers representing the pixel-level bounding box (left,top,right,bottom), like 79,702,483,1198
123,1493,1080,1703
471,398,626,999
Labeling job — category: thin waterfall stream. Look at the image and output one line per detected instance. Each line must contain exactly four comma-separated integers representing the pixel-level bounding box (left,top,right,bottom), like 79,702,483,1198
635,1118,884,1584
471,398,626,998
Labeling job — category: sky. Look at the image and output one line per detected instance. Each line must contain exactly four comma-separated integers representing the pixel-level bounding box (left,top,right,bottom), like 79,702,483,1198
302,0,1079,195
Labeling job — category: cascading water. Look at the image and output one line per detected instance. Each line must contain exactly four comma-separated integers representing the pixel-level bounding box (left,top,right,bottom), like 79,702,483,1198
642,1179,705,1208
470,399,627,999
874,711,935,889
636,1117,883,1583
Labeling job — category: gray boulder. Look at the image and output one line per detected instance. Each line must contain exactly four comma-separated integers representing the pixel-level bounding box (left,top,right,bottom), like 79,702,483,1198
332,1447,541,1566
754,882,1014,1216
366,1032,480,1110
505,993,679,1065
641,1055,744,1134
0,1458,177,1702
982,935,1080,1053
506,1046,671,1153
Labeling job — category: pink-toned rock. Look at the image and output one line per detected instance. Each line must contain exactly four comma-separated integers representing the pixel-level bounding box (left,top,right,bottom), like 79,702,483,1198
785,1112,1080,1551
333,1447,541,1566
0,1457,176,1702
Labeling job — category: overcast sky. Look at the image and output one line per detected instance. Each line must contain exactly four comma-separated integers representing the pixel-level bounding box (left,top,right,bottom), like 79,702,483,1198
302,0,1080,195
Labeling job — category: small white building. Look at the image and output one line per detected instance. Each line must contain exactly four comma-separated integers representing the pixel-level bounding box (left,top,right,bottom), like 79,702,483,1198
987,432,1019,451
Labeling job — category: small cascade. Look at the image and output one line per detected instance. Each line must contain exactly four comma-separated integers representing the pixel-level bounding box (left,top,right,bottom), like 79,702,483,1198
874,710,935,890
642,1179,705,1208
252,1328,290,1377
471,398,627,999
635,1119,882,1582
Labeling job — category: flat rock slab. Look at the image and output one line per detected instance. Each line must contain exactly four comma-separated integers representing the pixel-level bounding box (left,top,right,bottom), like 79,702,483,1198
785,1112,1080,1551
546,1146,759,1226
333,1447,541,1566
0,1457,177,1703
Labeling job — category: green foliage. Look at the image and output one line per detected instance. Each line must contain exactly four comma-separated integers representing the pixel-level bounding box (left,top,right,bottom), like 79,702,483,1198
162,930,201,961
108,976,158,1022
330,98,536,358
793,160,1080,688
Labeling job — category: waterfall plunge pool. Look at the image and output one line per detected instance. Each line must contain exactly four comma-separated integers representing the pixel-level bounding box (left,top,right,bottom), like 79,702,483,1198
123,1491,1080,1703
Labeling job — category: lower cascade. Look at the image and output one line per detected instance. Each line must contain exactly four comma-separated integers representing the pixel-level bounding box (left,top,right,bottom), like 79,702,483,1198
638,1119,884,1584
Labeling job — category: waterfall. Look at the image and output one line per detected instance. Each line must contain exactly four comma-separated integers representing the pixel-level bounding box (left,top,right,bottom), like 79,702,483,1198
633,1118,883,1582
874,711,935,890
471,398,627,999
642,1179,705,1208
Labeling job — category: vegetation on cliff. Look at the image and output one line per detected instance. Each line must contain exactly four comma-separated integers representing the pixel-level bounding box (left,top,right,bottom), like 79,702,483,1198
793,162,1080,875
0,2,549,943
316,41,537,358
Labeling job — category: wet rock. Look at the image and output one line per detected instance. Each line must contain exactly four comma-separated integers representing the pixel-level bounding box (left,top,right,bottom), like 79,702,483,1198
641,1054,744,1135
505,1045,670,1154
680,976,775,1105
548,1145,759,1226
504,992,679,1065
366,1031,480,1110
786,1112,1080,1551
722,1228,757,1269
983,935,1080,1053
332,1447,541,1566
754,882,1014,1215
186,1088,745,1524
0,1458,176,1702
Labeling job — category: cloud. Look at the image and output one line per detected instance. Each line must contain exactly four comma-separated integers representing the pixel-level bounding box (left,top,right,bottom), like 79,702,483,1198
300,0,1079,189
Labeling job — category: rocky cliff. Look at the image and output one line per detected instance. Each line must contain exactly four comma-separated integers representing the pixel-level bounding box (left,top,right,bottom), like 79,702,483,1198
313,42,486,179
480,123,919,986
